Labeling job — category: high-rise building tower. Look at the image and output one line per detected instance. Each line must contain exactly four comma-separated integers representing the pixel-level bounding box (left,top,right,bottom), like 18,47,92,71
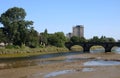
73,25,84,37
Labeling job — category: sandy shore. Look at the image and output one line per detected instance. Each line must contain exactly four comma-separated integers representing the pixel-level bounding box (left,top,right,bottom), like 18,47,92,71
0,53,120,78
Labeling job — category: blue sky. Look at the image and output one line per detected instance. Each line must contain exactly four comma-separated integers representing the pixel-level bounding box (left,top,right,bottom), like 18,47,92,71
0,0,120,40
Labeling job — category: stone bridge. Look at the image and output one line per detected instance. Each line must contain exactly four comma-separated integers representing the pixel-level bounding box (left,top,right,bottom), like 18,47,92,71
65,42,120,52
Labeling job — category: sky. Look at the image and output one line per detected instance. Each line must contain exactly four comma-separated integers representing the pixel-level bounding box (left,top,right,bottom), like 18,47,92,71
0,0,120,40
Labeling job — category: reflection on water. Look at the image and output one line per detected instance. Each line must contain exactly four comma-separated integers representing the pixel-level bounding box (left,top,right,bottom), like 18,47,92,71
84,60,120,66
0,52,85,69
90,46,105,53
21,68,96,78
111,47,120,54
90,49,105,53
44,70,74,78
90,46,120,53
90,48,105,53
0,57,89,69
82,68,94,72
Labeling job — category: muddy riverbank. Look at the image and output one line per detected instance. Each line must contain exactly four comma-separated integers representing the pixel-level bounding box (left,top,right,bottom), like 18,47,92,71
0,53,120,78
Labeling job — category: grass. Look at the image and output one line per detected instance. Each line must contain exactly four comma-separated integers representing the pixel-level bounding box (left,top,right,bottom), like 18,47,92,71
70,45,83,51
0,46,69,58
90,45,105,50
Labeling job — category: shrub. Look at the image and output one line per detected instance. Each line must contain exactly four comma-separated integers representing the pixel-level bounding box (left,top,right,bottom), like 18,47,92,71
5,45,20,49
71,45,83,51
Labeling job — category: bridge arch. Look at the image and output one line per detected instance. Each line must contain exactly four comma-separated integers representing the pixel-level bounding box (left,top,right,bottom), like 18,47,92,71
90,45,105,53
70,45,83,52
111,46,120,52
83,44,106,53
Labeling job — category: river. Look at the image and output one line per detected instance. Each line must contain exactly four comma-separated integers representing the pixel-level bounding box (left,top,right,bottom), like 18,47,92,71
0,47,120,78
0,47,120,69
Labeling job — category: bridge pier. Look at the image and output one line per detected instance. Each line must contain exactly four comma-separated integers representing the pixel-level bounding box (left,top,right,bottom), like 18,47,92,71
105,49,111,52
83,47,90,52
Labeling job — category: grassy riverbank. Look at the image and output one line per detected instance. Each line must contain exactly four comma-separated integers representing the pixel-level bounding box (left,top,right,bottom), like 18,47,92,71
0,45,107,58
0,46,69,58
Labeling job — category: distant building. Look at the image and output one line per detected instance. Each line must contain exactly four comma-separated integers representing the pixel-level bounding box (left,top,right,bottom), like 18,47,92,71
73,25,84,37
66,33,72,38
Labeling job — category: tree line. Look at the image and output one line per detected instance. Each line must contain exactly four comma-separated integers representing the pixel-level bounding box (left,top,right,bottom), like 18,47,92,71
70,36,115,43
0,7,116,48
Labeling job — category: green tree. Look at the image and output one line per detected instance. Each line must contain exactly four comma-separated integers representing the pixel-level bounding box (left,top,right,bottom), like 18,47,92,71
70,36,80,43
106,37,115,42
0,27,7,43
88,36,100,42
39,29,48,46
100,36,106,42
79,37,86,42
26,27,39,48
48,32,67,47
0,7,33,46
88,36,116,42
